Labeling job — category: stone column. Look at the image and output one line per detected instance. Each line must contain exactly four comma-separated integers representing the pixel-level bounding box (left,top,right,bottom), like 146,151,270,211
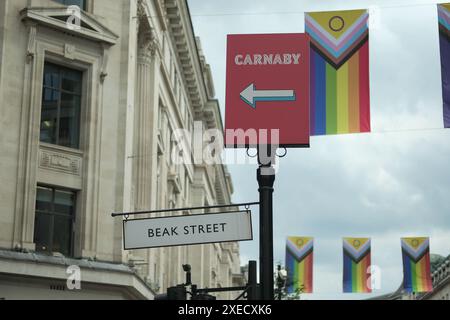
134,30,153,212
132,21,161,285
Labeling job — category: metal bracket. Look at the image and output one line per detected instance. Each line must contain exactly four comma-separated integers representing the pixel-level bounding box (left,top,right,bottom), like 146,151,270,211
112,202,260,218
246,148,258,158
276,147,288,158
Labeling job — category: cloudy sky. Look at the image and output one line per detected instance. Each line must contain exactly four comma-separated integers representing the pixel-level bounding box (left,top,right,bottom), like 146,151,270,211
188,0,450,299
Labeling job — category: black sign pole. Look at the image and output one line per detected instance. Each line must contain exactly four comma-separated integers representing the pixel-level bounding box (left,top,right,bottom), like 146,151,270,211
257,145,276,300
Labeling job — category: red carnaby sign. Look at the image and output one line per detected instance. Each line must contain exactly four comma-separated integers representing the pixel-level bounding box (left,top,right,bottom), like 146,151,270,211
225,33,310,148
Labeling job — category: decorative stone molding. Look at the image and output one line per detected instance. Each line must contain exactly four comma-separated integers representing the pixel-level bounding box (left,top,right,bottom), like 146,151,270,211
137,26,159,64
25,22,37,63
203,100,222,130
196,38,215,99
157,0,169,31
164,0,205,116
20,7,119,45
100,44,109,82
64,44,76,60
38,145,82,176
137,0,147,21
168,171,182,194
137,1,161,63
157,131,165,155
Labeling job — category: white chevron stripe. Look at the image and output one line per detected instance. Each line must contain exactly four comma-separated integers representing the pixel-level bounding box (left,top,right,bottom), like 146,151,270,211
287,238,313,260
305,12,368,47
401,238,429,260
343,239,370,260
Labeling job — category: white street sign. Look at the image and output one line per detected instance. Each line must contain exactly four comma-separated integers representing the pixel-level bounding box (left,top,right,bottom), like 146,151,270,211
123,211,253,250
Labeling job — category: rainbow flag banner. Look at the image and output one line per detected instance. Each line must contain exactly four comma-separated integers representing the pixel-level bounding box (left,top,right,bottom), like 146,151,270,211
305,10,371,135
343,237,372,293
438,3,450,128
285,237,313,294
401,237,433,293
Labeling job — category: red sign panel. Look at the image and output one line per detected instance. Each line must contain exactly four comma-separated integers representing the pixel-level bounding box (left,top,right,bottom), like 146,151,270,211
225,33,310,148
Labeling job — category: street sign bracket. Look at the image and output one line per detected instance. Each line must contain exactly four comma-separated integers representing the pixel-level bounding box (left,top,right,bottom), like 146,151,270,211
111,201,260,218
247,147,288,159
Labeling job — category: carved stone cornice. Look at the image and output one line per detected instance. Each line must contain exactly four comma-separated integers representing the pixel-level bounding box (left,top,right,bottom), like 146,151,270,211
157,0,170,30
164,0,205,116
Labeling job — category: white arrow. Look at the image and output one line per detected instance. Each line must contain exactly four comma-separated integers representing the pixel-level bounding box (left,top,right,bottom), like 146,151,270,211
240,83,296,109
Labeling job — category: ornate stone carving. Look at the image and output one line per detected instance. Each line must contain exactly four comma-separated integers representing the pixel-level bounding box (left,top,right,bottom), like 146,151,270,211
137,26,158,63
64,44,76,60
137,0,146,20
100,43,109,83
137,2,159,63
39,147,82,176
26,23,37,63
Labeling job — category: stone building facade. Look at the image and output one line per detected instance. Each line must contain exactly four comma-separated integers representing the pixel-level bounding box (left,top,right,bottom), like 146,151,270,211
0,0,243,299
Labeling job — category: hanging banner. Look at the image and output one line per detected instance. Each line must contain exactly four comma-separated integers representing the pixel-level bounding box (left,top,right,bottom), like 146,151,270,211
343,237,372,293
401,237,433,293
305,9,371,135
285,237,313,294
438,3,450,128
225,33,311,148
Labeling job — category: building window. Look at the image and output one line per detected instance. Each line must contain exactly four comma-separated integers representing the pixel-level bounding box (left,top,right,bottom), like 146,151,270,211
40,62,82,149
34,186,76,257
53,0,86,10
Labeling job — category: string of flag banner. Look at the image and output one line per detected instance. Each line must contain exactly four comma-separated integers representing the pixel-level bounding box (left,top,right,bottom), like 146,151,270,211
305,3,450,135
190,2,450,17
285,237,433,294
280,4,446,296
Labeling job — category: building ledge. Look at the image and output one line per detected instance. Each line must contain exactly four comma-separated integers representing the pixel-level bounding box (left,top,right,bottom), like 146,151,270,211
0,249,155,299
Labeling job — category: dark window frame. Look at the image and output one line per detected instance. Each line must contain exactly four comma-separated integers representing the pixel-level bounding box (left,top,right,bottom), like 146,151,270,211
34,185,77,257
52,0,87,10
40,62,83,149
